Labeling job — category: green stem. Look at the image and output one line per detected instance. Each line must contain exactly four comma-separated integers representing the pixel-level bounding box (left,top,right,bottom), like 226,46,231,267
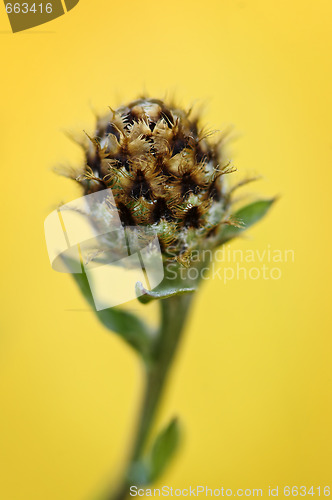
112,293,193,500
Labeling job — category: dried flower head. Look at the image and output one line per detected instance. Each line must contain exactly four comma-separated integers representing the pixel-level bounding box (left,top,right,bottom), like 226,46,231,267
66,97,242,264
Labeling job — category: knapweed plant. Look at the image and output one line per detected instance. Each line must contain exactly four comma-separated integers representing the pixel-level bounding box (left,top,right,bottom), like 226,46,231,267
57,98,274,500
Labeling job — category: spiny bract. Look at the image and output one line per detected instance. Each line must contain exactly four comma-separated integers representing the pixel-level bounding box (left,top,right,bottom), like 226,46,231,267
69,98,238,264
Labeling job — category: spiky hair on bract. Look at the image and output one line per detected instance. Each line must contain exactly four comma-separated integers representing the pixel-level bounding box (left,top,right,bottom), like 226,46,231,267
65,97,240,265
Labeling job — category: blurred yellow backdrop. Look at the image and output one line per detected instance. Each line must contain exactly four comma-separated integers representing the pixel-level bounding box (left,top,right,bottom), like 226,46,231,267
0,1,331,499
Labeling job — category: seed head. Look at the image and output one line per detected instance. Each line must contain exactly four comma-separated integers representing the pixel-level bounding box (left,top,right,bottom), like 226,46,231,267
68,98,238,264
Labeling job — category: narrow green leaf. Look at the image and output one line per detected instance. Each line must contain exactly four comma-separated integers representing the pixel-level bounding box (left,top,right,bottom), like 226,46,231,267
124,419,181,487
135,259,198,304
64,258,152,358
149,418,180,482
136,281,196,304
218,198,276,244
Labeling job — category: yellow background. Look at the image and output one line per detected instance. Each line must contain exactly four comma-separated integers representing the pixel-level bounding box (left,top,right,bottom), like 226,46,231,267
0,1,331,499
